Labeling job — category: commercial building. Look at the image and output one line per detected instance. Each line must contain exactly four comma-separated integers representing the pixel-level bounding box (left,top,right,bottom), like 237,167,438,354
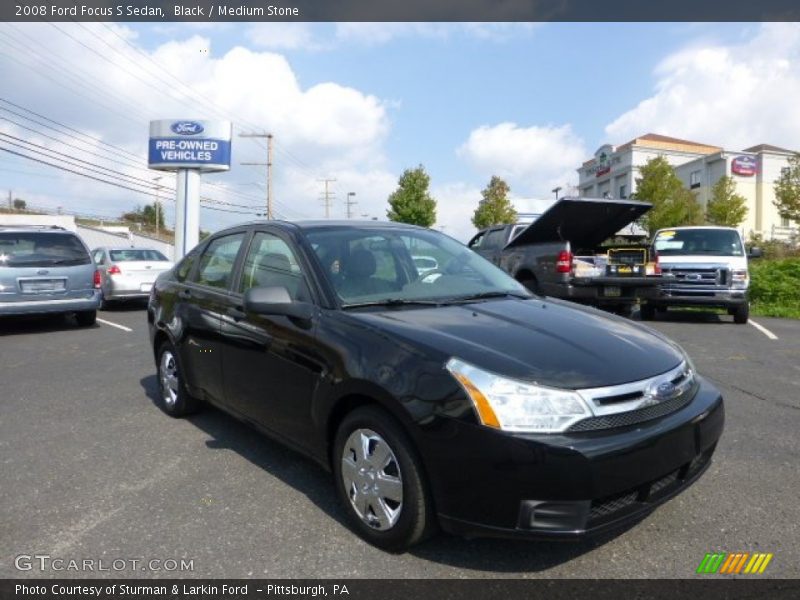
577,133,797,240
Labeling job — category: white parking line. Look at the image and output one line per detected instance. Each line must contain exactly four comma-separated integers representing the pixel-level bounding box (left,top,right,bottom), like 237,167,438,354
97,318,133,333
749,319,778,340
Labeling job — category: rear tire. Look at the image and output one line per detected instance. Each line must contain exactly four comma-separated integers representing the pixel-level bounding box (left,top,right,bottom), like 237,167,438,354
156,341,200,417
75,310,96,327
640,304,656,321
733,303,749,324
333,406,436,552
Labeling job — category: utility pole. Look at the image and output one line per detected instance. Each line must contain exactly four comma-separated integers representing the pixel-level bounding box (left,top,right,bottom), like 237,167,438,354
318,178,336,219
240,132,273,219
152,175,162,236
346,192,357,219
7,190,11,210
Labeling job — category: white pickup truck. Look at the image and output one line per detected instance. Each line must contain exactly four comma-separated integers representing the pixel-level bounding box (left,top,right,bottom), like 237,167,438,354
641,226,761,324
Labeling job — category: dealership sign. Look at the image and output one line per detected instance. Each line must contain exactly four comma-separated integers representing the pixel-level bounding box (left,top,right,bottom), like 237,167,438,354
148,119,232,172
731,155,757,177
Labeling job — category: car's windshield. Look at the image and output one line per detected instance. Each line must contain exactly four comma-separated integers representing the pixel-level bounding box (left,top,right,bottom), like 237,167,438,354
654,229,744,256
109,249,169,262
0,232,91,267
306,226,529,306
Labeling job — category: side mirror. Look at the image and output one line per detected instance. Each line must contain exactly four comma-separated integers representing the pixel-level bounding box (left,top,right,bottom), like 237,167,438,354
748,247,763,259
243,286,314,323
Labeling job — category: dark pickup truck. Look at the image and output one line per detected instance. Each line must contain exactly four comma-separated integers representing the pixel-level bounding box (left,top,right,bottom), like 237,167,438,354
468,197,662,312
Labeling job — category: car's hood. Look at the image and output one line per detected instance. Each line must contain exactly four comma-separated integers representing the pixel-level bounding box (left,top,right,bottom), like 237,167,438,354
349,298,684,389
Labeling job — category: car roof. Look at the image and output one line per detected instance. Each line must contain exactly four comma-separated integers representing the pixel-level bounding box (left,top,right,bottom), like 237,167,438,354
0,225,73,233
211,219,427,238
655,226,739,232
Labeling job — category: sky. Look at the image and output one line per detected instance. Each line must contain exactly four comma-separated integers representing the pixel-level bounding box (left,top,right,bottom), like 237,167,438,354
0,21,798,241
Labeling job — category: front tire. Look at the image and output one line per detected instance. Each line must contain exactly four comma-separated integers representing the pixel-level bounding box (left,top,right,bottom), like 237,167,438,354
75,310,96,327
733,303,749,324
333,406,435,551
157,341,200,417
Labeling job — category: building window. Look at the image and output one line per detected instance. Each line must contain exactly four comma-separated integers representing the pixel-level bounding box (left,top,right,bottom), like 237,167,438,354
782,216,791,227
619,185,627,199
689,170,701,189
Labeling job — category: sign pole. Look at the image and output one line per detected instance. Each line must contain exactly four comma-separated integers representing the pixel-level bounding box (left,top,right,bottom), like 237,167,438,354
148,119,232,261
174,169,200,260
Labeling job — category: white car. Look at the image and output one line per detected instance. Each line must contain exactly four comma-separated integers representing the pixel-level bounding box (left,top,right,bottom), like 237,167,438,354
642,226,760,324
92,247,173,308
412,255,439,275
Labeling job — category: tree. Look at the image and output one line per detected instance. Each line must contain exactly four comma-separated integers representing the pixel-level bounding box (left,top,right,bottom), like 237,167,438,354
633,156,704,233
774,153,800,222
706,176,748,226
12,198,26,210
386,165,436,227
472,176,517,230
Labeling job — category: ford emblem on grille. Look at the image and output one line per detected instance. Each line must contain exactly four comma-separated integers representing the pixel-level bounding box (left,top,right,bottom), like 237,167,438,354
170,121,204,135
641,380,679,407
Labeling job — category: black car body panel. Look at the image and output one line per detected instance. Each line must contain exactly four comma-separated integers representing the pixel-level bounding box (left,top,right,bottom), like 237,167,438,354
148,220,724,542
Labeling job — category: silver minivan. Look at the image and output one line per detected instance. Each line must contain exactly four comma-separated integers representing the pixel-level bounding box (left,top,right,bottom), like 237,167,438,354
0,226,101,325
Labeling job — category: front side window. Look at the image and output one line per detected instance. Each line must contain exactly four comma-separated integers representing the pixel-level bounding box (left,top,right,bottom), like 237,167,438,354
306,227,527,305
0,232,90,267
239,232,309,301
193,233,246,289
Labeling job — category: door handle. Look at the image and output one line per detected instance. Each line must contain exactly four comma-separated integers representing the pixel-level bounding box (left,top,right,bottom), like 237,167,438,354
228,306,246,321
179,289,191,299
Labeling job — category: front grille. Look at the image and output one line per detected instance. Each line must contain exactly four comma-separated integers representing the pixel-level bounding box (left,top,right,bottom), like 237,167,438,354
589,491,638,521
587,447,715,525
650,470,679,496
662,267,728,287
567,391,693,432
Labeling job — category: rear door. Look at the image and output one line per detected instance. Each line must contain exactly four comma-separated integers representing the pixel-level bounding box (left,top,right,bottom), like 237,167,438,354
177,231,248,404
0,231,94,304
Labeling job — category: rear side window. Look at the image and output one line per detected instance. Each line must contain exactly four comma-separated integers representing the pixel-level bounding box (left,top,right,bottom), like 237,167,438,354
0,232,90,267
109,249,169,262
482,228,507,249
193,233,246,289
175,249,198,282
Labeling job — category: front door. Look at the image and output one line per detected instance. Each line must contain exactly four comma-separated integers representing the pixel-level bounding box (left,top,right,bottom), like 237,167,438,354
220,230,323,448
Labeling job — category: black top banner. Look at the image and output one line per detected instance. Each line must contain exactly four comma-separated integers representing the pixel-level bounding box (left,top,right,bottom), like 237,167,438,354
5,0,800,22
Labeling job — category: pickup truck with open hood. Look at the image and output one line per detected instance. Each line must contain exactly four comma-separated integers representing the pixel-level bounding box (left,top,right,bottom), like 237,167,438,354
467,197,661,312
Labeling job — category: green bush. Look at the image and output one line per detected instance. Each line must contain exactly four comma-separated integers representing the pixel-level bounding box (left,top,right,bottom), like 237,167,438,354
749,258,800,318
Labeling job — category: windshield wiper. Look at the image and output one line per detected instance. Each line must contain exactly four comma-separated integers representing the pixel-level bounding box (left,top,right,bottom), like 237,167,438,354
448,291,531,303
342,298,443,309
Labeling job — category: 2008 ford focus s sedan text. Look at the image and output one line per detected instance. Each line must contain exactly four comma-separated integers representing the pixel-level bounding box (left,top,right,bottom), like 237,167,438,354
147,221,724,551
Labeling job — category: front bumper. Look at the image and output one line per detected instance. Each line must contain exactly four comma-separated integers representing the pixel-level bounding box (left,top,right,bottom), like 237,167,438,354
0,291,101,316
650,287,748,308
420,376,724,540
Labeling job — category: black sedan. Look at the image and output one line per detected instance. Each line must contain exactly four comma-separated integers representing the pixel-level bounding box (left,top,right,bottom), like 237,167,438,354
147,220,724,551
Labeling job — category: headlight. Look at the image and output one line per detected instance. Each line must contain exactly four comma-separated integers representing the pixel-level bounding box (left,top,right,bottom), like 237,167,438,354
446,358,593,433
731,269,749,288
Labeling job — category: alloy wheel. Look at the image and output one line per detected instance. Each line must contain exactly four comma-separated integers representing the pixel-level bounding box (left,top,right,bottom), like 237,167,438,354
159,350,179,408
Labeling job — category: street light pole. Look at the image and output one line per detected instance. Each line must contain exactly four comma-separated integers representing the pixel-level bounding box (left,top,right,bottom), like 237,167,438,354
552,186,562,200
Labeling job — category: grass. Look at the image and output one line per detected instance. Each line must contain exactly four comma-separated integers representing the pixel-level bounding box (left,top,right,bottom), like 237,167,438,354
749,258,800,319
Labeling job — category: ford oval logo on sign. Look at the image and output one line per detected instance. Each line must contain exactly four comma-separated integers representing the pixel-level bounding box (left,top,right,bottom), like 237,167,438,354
170,121,204,135
731,155,757,177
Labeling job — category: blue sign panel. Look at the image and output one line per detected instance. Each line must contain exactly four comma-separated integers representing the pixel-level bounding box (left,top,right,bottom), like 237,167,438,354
148,138,231,168
148,119,232,172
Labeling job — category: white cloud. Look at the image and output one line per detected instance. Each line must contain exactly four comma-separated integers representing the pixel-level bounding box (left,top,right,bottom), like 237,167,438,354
606,23,800,150
245,23,321,51
0,23,393,230
457,122,587,193
334,22,537,45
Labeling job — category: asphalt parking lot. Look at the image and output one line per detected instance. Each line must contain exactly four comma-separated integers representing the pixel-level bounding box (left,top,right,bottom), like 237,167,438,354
1,306,798,579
